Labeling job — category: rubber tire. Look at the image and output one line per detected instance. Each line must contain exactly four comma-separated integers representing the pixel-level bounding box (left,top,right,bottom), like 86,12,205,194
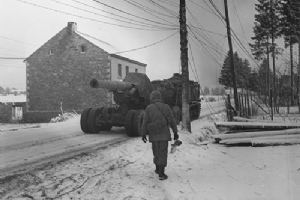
125,110,137,137
95,107,111,132
87,108,101,133
80,108,91,133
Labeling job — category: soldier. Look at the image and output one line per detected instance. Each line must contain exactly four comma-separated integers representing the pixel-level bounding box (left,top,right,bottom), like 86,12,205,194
141,90,178,180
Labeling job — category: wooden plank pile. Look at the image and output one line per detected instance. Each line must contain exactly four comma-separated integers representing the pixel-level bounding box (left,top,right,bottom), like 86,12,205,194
213,120,300,147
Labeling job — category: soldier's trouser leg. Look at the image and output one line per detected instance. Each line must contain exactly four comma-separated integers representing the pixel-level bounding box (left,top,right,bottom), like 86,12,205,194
152,141,168,167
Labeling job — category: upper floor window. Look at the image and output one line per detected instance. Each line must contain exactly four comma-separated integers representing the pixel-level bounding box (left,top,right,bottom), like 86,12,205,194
80,45,86,53
135,68,138,73
49,49,54,55
118,64,122,77
126,66,129,75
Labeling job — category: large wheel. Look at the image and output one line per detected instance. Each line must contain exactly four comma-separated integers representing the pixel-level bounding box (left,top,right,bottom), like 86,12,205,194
80,108,91,133
87,108,101,133
96,107,112,132
125,110,137,137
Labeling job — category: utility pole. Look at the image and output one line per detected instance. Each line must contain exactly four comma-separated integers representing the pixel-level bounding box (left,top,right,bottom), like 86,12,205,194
270,0,276,114
290,39,294,107
224,0,239,113
179,0,191,132
298,42,300,113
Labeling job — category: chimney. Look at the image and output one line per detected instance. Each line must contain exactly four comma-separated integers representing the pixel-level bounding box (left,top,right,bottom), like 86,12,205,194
67,22,77,34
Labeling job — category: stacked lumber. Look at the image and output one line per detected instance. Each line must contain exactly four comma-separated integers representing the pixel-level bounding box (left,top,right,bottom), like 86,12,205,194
214,121,300,147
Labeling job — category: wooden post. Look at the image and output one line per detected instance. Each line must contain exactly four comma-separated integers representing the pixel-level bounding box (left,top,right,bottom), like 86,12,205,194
270,0,276,115
290,39,294,107
270,89,273,120
246,89,250,117
224,0,239,112
179,0,191,132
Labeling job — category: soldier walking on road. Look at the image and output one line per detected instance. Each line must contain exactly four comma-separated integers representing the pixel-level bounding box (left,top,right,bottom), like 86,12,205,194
141,90,178,180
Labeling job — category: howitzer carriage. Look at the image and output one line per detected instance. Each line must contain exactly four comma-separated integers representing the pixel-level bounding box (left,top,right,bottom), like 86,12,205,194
80,73,201,136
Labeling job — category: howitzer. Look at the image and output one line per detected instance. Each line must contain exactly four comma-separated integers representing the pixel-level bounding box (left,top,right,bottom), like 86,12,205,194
80,73,153,136
80,73,201,136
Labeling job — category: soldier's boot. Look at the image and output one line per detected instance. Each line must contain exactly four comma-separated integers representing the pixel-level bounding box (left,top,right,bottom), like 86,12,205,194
158,166,168,180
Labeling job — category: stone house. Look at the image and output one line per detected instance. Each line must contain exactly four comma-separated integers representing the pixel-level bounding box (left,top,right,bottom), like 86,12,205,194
24,22,146,122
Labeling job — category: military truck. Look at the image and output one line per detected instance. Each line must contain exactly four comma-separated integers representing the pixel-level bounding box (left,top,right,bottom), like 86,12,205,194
80,73,201,136
151,73,201,123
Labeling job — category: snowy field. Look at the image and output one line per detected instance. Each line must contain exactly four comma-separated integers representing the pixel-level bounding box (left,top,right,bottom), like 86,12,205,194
1,112,300,200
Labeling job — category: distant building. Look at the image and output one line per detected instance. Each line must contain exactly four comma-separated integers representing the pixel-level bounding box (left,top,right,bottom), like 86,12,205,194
0,95,26,123
24,22,146,122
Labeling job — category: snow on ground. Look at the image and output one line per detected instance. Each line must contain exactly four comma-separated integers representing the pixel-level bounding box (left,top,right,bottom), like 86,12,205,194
1,112,300,200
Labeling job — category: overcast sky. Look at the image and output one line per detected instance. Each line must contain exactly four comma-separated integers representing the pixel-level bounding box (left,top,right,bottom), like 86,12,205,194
0,0,257,90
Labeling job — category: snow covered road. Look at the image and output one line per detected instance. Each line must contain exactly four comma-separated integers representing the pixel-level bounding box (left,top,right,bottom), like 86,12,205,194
1,116,299,200
0,100,225,179
0,117,128,178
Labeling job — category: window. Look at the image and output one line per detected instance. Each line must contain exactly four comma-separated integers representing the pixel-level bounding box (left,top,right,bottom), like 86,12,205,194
80,45,86,53
135,68,138,73
49,49,53,55
118,64,122,77
126,66,129,75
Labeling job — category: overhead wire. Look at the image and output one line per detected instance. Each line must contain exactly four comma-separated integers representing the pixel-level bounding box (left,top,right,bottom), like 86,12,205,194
145,0,178,17
49,0,176,30
123,0,177,20
112,31,178,54
76,31,114,47
91,0,174,26
15,0,176,31
206,0,261,69
70,0,175,27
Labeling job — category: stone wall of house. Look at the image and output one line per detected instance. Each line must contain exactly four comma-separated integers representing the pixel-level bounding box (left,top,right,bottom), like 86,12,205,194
0,103,12,123
25,22,111,117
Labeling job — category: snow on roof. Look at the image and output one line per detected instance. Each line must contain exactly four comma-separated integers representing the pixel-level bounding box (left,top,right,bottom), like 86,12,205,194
0,95,26,103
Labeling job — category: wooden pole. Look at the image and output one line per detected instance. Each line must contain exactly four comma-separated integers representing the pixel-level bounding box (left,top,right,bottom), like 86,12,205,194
246,89,250,117
224,0,239,112
179,0,191,132
290,39,294,106
270,0,277,115
270,89,273,120
298,42,300,113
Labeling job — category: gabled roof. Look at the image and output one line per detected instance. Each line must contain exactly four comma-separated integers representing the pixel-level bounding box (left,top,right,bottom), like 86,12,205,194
110,54,147,67
25,27,109,62
25,23,147,68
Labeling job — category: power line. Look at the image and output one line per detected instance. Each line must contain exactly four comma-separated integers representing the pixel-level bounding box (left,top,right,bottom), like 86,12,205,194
206,0,260,69
76,31,114,47
52,0,176,29
189,25,226,37
188,25,226,61
70,0,175,27
16,0,175,31
188,32,223,66
123,0,177,19
232,0,248,41
187,0,216,15
0,35,37,46
91,0,174,26
188,42,200,82
145,0,178,17
113,31,178,54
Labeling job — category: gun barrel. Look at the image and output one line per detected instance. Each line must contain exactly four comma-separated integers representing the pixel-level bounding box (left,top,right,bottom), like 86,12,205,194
90,79,133,91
